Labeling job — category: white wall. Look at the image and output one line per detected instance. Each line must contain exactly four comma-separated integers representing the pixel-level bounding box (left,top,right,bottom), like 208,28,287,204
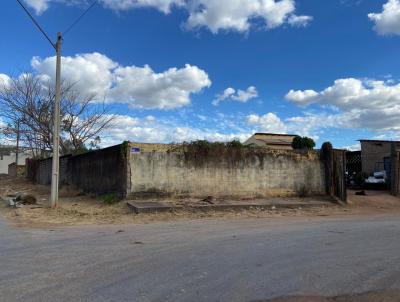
0,151,31,174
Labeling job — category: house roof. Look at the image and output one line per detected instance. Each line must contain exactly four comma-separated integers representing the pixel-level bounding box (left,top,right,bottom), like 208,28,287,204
254,133,297,137
359,139,400,143
255,139,292,146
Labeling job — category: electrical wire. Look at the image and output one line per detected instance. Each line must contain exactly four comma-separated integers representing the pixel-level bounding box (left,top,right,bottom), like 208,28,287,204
15,0,56,49
63,1,98,37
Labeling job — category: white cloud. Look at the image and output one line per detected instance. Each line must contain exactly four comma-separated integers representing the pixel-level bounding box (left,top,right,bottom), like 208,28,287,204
368,0,400,35
29,52,211,109
103,114,250,145
341,143,361,151
247,112,288,133
100,0,185,13
184,0,312,33
246,112,326,140
110,64,211,109
213,86,258,106
24,0,50,15
285,89,319,106
0,74,11,91
287,14,313,27
285,78,400,132
32,53,117,98
25,0,312,33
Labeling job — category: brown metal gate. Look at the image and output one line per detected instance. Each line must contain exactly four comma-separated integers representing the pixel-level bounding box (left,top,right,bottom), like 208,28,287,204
321,143,347,203
333,149,347,202
391,147,400,197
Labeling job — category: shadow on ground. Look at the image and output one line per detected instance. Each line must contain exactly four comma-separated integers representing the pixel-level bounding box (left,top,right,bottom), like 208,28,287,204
255,289,400,302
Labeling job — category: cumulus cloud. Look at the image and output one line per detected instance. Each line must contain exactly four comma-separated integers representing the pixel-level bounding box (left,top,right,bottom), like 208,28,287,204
245,112,334,140
110,64,211,109
103,114,250,145
247,112,288,133
32,53,117,98
100,0,184,13
368,0,400,35
24,0,312,33
24,0,50,15
213,86,258,106
285,78,400,132
0,74,11,91
29,52,211,109
184,0,312,33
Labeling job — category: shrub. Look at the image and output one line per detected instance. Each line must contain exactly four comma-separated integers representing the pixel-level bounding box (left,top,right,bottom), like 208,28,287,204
101,193,121,205
292,136,316,150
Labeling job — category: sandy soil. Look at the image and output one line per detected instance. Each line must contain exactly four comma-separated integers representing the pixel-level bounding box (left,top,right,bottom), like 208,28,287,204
261,289,400,301
1,175,400,227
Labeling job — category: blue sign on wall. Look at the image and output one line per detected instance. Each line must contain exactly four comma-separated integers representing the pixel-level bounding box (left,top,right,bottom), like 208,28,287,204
131,147,141,153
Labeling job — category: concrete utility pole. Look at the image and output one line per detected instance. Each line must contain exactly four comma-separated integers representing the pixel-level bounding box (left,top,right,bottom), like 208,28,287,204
15,121,20,165
16,0,96,208
50,33,62,208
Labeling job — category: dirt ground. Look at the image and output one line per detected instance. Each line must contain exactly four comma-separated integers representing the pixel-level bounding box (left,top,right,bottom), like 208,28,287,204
261,289,400,302
1,175,400,227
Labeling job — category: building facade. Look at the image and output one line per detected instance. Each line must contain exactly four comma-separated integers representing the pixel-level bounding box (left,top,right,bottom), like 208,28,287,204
360,140,400,175
0,146,32,174
244,133,297,150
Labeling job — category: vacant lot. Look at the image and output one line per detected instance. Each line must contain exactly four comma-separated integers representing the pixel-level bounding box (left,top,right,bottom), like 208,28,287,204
1,175,400,226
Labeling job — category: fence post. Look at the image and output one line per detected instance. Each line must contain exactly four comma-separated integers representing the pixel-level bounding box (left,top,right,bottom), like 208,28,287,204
321,142,334,197
391,143,399,196
341,150,347,202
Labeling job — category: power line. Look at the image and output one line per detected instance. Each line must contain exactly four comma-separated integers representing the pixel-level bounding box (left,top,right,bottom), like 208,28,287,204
15,0,55,49
63,0,98,36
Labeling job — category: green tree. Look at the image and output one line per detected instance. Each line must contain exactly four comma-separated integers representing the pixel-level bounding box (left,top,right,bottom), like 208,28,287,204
291,136,316,150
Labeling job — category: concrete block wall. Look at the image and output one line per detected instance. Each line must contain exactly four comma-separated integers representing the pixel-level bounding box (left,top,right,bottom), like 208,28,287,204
68,145,127,196
128,150,325,198
8,163,25,177
26,145,127,196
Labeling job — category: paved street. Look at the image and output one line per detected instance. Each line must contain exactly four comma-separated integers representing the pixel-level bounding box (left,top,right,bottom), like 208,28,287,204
1,214,400,302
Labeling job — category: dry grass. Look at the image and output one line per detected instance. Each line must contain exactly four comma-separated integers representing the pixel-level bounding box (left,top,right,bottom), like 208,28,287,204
1,175,400,227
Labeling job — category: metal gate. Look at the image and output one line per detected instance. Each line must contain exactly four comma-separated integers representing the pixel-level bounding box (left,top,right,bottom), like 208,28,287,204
333,149,347,202
391,150,400,197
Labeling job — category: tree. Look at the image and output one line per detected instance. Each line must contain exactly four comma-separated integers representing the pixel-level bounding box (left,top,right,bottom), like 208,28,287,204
291,135,316,150
0,74,114,157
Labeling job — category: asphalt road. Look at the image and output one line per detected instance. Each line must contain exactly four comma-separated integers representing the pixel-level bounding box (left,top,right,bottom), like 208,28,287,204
1,214,400,302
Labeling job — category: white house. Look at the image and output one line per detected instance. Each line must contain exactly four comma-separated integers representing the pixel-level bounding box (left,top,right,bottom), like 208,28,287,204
0,146,32,174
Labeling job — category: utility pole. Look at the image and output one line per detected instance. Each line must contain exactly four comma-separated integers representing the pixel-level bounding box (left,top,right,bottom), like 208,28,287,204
15,121,20,165
16,0,97,208
50,32,62,208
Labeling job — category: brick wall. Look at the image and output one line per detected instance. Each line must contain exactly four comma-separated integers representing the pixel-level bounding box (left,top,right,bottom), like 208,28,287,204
361,141,400,175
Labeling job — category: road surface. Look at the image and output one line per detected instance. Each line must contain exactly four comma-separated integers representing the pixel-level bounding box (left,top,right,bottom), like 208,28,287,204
1,214,400,301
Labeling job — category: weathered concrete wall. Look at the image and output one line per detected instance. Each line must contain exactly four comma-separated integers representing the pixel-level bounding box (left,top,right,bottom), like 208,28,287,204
128,150,325,198
68,145,127,196
28,155,71,185
8,163,25,177
26,144,127,196
361,140,400,175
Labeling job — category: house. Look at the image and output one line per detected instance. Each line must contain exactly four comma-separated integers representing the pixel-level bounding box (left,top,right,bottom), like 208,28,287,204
0,145,32,174
359,139,400,175
243,133,297,150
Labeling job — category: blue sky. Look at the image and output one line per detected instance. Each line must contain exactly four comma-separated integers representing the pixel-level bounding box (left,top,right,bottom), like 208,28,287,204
1,0,400,149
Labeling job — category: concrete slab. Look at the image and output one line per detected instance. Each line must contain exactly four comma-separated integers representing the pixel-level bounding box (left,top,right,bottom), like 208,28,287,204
127,201,183,214
127,199,334,214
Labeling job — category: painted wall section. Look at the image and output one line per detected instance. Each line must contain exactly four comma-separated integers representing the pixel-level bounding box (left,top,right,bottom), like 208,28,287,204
0,150,32,174
128,151,325,198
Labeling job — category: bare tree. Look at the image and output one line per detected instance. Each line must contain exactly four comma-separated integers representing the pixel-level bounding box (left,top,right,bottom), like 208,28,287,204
0,74,114,157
